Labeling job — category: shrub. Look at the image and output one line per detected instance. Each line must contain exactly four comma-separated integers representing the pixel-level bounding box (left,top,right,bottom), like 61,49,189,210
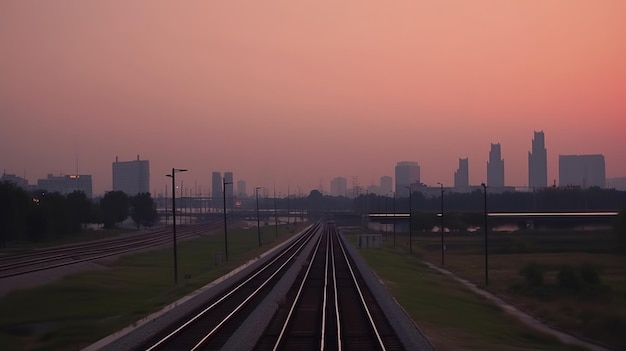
557,265,581,293
578,263,601,285
519,262,544,286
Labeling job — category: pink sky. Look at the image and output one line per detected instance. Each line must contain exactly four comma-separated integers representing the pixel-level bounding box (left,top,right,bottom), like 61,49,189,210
1,1,625,196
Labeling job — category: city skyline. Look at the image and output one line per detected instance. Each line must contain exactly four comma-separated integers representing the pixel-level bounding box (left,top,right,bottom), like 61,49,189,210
1,1,625,196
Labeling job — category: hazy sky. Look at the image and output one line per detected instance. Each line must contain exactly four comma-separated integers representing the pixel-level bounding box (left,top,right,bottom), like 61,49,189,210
2,1,625,196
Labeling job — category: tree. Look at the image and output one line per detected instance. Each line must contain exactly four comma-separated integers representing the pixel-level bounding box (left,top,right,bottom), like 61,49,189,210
100,191,129,229
0,181,32,246
67,190,92,232
130,193,158,229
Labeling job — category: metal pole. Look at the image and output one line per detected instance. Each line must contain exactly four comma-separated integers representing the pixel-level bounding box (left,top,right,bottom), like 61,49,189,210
274,187,278,238
171,169,177,285
223,178,230,261
256,187,262,247
482,183,488,286
408,186,412,255
438,182,444,267
393,191,396,248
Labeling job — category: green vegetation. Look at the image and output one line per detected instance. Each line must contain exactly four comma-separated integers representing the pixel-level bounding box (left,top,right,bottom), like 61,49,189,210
349,234,584,350
0,223,306,351
414,227,626,349
614,207,626,254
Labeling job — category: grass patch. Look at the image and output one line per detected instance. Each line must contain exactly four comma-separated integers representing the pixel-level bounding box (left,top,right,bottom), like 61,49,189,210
0,223,308,351
347,232,588,350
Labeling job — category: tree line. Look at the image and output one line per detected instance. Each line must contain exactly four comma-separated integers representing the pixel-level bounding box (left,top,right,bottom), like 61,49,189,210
0,181,157,247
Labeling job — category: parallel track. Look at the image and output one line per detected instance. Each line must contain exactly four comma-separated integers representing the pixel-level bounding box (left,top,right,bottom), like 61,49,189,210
255,223,404,351
0,222,221,278
134,222,323,351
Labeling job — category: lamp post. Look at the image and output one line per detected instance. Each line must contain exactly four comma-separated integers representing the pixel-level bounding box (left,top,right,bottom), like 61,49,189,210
223,178,232,261
256,187,262,247
274,186,278,238
437,182,444,267
481,182,488,287
392,191,396,248
407,185,412,255
166,168,188,285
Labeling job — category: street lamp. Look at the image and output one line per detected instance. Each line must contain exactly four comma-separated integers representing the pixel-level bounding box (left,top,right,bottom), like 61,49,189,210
256,187,262,247
406,185,412,255
392,191,396,248
166,168,188,285
223,178,232,261
437,182,444,267
481,182,488,287
274,187,278,238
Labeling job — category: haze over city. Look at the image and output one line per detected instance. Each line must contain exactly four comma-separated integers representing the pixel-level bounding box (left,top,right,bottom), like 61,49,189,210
2,1,625,196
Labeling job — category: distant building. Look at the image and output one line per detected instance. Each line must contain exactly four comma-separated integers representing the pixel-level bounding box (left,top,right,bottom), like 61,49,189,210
487,143,505,187
212,172,222,208
380,176,393,195
236,179,247,198
559,154,606,188
224,172,234,208
0,173,32,190
330,177,348,196
607,177,626,191
395,161,420,197
528,131,548,188
454,158,469,189
112,155,150,196
37,174,93,198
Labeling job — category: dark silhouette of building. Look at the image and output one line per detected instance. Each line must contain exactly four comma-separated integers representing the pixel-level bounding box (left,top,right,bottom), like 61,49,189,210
559,154,606,188
395,161,420,197
112,155,150,196
236,179,247,198
37,174,93,198
380,175,393,195
330,177,348,196
487,143,505,187
224,171,234,208
528,131,547,188
454,158,469,188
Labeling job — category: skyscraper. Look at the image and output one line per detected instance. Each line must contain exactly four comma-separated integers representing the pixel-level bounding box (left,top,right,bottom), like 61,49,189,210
212,172,222,208
487,143,505,187
559,154,606,188
112,155,150,196
395,161,420,197
454,158,469,188
528,131,547,188
236,179,247,198
330,177,348,196
380,176,393,195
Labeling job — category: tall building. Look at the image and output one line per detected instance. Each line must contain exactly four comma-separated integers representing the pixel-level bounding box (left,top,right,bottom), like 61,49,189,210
528,131,548,188
224,172,234,208
559,154,606,188
454,158,469,188
380,176,393,195
112,156,150,196
37,174,93,198
212,172,222,208
330,177,348,196
395,161,420,197
236,179,247,198
487,143,505,187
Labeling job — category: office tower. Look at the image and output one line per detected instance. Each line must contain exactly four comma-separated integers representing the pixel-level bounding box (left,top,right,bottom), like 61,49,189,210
487,143,505,187
112,155,150,196
559,154,606,188
236,179,247,198
212,172,222,208
37,174,93,198
454,158,469,188
224,172,234,208
395,161,420,197
528,131,548,188
380,176,393,195
330,177,348,196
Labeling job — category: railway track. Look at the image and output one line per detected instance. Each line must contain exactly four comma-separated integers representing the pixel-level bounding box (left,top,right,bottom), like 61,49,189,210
0,222,221,278
133,222,324,351
255,223,404,351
